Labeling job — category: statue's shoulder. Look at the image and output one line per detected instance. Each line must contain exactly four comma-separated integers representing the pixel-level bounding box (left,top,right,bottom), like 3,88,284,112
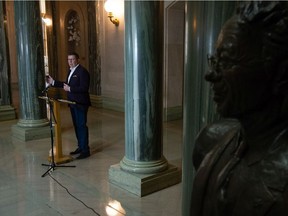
193,118,241,170
197,118,240,142
261,128,288,192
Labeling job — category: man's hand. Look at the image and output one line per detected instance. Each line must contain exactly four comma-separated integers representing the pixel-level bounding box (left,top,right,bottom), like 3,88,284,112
46,75,54,85
63,83,71,92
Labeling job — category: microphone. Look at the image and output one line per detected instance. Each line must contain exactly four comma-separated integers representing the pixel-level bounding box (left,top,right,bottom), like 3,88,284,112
42,85,50,94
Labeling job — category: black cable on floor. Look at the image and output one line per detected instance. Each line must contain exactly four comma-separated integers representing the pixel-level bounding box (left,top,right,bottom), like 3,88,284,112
48,173,101,216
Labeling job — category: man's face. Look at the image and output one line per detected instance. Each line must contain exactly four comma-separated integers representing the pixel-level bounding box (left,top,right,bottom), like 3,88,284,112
205,18,271,118
68,55,79,68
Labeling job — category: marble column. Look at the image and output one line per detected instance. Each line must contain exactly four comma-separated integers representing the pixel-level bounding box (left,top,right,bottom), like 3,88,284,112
0,2,16,121
11,1,50,141
182,2,235,215
109,1,181,197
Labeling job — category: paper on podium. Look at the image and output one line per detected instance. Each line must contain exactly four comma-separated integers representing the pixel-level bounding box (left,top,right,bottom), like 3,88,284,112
39,96,75,104
57,99,76,104
38,96,51,101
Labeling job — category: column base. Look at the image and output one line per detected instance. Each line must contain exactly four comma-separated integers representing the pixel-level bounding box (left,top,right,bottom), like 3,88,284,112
90,94,102,108
120,156,168,174
11,124,50,141
109,163,182,197
0,105,16,121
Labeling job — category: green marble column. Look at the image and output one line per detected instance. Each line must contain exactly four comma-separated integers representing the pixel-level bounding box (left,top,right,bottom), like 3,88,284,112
0,2,16,121
12,1,49,141
182,1,235,215
109,1,181,197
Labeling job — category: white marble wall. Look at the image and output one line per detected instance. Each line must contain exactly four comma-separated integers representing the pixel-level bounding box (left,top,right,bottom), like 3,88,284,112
100,0,184,115
101,0,125,107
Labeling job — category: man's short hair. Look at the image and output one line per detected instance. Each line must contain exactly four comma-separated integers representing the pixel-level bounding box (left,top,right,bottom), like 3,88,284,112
68,52,79,59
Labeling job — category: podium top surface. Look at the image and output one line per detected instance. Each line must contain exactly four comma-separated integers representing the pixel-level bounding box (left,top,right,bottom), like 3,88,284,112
38,96,76,104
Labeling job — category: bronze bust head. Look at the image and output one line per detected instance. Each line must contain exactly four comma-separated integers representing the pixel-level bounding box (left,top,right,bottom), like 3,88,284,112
191,1,288,216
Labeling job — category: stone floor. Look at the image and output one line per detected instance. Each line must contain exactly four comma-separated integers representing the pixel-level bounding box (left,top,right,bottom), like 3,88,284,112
0,105,182,216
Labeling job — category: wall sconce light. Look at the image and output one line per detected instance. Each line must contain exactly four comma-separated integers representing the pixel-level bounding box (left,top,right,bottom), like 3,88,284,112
42,17,52,26
104,0,120,26
41,13,52,26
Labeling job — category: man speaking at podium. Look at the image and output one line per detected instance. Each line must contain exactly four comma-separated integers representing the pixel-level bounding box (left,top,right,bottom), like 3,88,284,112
46,52,91,159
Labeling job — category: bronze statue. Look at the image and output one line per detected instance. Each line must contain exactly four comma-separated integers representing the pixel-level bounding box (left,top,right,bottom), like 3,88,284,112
191,1,288,215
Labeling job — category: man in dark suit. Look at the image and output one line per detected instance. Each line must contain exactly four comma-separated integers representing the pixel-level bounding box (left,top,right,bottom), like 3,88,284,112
47,52,91,159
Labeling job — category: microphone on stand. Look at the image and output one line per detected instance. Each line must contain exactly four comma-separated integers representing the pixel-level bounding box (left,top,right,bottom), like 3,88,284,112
42,75,52,94
42,84,50,94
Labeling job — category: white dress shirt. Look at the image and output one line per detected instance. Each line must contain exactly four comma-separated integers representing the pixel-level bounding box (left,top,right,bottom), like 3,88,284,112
67,64,79,83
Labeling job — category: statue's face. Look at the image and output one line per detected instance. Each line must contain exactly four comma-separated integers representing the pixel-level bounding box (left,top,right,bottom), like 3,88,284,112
205,17,271,118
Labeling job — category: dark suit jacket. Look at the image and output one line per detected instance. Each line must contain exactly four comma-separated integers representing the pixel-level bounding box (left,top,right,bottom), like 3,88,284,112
191,119,288,216
53,64,91,107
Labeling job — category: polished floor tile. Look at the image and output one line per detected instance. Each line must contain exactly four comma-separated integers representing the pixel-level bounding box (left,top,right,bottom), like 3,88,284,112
0,106,182,216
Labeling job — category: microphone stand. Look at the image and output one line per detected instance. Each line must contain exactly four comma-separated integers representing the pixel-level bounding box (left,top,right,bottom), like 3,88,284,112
41,88,76,178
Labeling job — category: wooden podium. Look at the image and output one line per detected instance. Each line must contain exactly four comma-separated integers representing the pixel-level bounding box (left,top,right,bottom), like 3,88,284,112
39,96,76,164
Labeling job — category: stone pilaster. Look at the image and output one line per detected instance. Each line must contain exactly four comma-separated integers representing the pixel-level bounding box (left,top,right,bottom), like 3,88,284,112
0,1,16,121
182,2,236,215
